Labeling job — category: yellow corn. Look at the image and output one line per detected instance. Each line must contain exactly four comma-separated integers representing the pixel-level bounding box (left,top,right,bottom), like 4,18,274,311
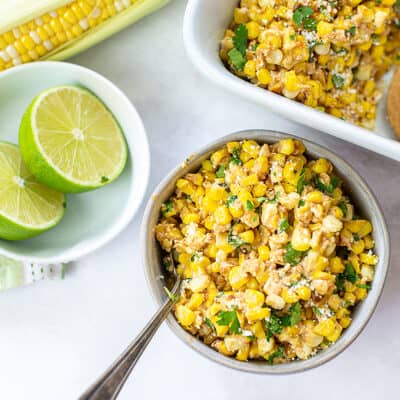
0,0,141,71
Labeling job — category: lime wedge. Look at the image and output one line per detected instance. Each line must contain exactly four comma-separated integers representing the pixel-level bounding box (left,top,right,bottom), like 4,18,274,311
19,85,128,193
0,142,65,240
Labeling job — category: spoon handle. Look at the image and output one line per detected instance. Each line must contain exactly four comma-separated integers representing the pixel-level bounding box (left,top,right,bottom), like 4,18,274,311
79,298,174,400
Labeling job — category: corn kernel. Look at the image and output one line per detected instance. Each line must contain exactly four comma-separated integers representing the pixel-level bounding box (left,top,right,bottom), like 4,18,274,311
296,286,311,300
175,305,195,327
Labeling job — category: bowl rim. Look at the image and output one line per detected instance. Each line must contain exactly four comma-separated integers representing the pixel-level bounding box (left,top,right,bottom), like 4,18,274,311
141,129,390,374
182,0,400,162
0,61,150,264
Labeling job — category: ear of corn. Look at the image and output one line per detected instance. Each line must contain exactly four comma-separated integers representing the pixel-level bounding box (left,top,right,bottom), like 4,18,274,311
0,0,169,72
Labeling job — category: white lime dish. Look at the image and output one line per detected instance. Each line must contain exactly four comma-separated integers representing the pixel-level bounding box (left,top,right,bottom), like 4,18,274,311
183,0,400,162
0,61,150,264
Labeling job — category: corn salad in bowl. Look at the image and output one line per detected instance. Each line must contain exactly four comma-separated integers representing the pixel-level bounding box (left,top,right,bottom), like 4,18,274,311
220,0,400,129
155,136,379,365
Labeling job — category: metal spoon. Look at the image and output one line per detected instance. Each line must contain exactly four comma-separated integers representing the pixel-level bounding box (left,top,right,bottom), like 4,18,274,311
79,256,180,400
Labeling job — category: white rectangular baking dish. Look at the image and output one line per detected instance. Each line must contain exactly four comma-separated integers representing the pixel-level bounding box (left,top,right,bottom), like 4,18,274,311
183,0,400,162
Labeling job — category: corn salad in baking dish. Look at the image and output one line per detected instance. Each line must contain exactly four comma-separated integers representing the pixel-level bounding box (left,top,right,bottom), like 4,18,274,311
156,139,378,363
220,0,400,129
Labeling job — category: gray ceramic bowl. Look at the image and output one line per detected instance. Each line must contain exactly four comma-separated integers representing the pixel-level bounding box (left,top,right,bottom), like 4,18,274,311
141,130,389,374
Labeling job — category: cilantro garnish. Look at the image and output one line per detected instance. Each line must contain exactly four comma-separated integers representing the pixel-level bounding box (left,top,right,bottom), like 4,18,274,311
190,252,200,262
216,165,226,178
353,234,360,242
356,283,371,290
164,286,179,302
230,148,243,165
267,346,285,365
396,0,400,12
298,199,305,207
293,7,316,31
297,169,309,194
264,314,283,341
226,194,238,207
332,74,345,89
101,176,109,183
246,200,254,210
162,199,174,215
344,262,357,283
397,54,400,60
257,196,267,204
313,306,322,317
290,33,296,40
284,243,305,266
232,24,248,55
228,230,248,248
336,262,357,291
314,175,339,195
281,302,302,327
338,201,347,217
279,218,290,233
346,26,356,37
228,48,246,70
205,317,216,332
228,24,248,70
217,308,241,334
267,191,280,204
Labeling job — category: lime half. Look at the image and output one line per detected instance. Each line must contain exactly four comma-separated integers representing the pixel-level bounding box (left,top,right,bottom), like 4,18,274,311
19,86,128,193
0,142,65,240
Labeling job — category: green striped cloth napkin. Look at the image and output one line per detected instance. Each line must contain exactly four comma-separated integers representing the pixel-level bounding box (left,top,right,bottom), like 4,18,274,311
0,255,65,291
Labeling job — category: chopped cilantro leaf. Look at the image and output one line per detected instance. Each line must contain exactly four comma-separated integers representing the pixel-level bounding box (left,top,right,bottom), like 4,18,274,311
332,74,345,89
246,200,254,210
338,201,347,217
313,306,322,317
228,230,248,248
314,175,339,195
356,283,371,290
257,196,267,204
230,148,243,165
298,199,305,207
396,0,400,12
228,24,248,70
228,48,246,70
297,169,308,194
226,194,238,207
290,33,296,40
303,17,317,31
217,308,241,334
162,199,174,215
279,218,290,233
101,176,109,183
344,262,357,283
216,165,226,178
232,24,248,56
164,286,179,302
336,262,357,291
353,234,360,242
293,6,314,28
190,252,200,262
267,191,280,204
284,243,305,266
346,26,356,36
397,54,400,60
281,302,302,327
264,314,283,341
268,346,285,365
205,317,216,332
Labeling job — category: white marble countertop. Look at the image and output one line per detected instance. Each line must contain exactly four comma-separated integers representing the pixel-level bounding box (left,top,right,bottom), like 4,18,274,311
1,1,399,399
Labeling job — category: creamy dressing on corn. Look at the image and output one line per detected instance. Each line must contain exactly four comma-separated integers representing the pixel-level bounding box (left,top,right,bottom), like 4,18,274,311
156,139,378,364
